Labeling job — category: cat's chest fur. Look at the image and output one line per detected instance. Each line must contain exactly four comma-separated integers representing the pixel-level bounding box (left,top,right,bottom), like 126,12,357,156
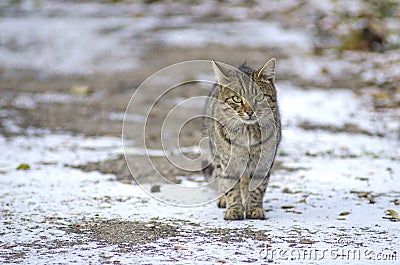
230,124,261,146
246,125,262,146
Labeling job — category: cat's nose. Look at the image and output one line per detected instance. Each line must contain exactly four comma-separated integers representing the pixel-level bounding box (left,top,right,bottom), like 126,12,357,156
246,110,254,117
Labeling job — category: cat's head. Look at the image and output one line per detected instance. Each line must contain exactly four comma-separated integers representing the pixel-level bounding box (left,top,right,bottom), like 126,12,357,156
212,59,277,126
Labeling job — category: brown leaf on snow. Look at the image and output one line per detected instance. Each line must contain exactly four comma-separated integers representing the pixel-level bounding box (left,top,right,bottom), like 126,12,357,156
385,209,400,221
299,239,314,244
173,245,186,251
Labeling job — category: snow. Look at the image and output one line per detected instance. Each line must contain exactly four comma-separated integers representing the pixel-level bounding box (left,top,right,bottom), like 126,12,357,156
279,81,399,137
157,21,312,52
1,85,399,264
0,2,312,75
0,16,137,75
12,92,104,109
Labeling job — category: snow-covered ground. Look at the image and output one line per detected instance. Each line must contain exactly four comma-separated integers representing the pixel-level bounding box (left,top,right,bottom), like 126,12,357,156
1,84,398,264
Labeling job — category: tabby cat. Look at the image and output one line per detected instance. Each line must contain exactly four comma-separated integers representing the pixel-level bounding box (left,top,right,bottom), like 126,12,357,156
202,58,281,220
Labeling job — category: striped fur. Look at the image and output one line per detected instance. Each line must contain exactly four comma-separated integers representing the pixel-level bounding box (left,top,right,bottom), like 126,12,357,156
203,59,281,220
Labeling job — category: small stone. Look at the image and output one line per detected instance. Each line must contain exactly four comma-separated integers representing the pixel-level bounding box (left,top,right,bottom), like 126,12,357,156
150,185,161,193
173,245,185,250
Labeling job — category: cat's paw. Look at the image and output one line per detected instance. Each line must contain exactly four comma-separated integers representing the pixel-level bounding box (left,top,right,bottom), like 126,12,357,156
246,208,265,219
224,208,244,220
217,196,226,208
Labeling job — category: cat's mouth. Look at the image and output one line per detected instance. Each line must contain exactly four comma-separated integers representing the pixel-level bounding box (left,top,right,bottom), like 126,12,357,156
241,115,258,124
242,119,258,125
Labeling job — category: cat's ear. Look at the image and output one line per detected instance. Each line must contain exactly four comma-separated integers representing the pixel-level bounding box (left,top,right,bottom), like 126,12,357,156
257,58,276,82
212,60,230,86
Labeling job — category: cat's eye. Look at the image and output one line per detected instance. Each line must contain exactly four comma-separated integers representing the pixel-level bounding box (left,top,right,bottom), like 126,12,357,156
255,94,265,102
232,95,242,103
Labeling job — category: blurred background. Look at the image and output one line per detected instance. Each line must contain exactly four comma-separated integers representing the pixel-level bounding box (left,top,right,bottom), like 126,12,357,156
0,0,399,138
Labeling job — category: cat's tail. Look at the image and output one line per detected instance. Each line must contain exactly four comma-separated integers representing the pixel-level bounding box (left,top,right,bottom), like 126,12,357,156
201,160,214,181
202,160,219,191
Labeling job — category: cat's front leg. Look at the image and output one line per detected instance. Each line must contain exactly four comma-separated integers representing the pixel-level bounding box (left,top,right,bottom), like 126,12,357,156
245,176,269,220
219,178,244,220
217,195,226,208
240,175,250,207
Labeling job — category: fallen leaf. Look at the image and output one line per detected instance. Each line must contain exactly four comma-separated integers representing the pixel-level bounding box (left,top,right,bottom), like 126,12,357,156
217,260,227,263
386,209,400,221
70,84,93,96
121,179,133,184
37,161,57,165
339,211,350,216
281,205,295,209
299,239,314,244
16,163,30,170
350,190,371,198
287,210,303,214
298,198,307,203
